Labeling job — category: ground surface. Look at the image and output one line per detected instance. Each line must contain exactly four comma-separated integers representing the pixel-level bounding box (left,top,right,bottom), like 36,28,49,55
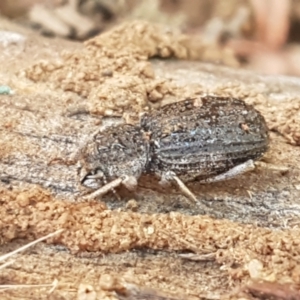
0,18,300,299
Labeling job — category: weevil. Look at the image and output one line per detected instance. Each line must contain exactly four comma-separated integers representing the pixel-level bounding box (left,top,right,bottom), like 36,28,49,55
78,96,269,204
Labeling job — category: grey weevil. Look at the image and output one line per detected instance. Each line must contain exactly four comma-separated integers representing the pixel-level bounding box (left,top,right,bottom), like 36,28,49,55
78,96,269,204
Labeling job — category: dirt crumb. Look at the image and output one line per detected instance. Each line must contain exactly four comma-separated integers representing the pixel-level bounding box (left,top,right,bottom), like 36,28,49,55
1,187,300,288
20,20,300,145
22,20,238,118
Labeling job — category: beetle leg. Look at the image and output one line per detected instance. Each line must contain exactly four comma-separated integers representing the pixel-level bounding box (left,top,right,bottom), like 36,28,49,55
202,160,255,183
82,175,138,201
82,177,123,200
160,171,201,207
172,174,198,204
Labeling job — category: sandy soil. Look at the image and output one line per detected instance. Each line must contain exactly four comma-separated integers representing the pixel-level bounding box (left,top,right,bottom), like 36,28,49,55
0,19,300,299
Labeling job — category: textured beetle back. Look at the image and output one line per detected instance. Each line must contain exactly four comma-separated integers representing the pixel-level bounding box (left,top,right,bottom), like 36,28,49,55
141,96,269,182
